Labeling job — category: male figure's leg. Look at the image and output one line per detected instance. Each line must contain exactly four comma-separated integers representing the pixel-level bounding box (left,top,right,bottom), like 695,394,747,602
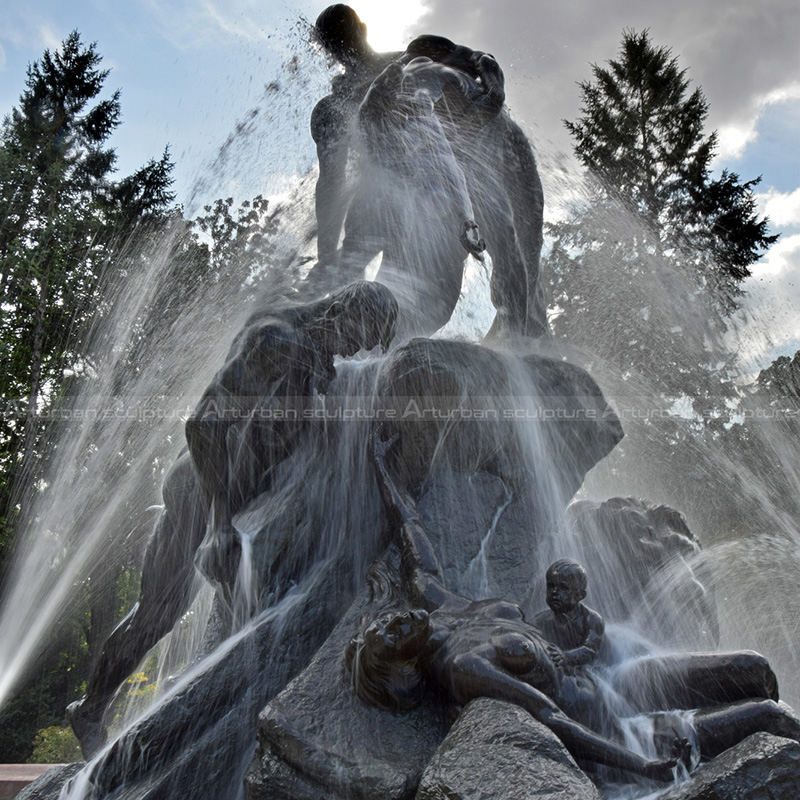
68,451,206,757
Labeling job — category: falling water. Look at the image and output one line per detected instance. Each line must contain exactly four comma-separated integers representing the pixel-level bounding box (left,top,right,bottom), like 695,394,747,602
460,481,513,598
0,20,798,800
0,31,329,718
0,217,257,711
547,179,800,710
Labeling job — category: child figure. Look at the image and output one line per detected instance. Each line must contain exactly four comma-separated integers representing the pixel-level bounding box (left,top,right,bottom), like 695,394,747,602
533,559,604,672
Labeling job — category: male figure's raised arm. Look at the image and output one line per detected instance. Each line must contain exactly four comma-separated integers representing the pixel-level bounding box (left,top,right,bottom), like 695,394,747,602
311,94,351,266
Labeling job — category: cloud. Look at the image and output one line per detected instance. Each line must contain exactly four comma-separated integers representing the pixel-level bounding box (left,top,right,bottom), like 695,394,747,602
200,0,277,43
716,123,758,162
142,0,285,50
734,234,800,365
409,0,800,164
0,12,62,59
37,22,62,53
754,233,800,277
717,84,800,161
757,188,800,229
407,0,800,365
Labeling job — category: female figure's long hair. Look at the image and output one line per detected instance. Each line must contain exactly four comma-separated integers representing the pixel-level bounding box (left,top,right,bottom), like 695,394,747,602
344,558,426,711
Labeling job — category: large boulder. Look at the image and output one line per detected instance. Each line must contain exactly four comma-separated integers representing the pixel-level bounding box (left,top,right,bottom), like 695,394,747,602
659,732,800,800
47,339,625,800
65,573,356,800
376,339,624,503
244,577,452,800
565,497,718,650
244,341,626,797
11,764,83,800
417,470,540,608
415,698,602,800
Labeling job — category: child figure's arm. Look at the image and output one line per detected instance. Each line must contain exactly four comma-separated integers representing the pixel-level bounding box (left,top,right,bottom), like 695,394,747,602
561,606,604,668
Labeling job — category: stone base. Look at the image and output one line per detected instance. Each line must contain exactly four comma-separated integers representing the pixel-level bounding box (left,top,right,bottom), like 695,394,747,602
660,732,800,800
415,698,602,800
244,586,452,800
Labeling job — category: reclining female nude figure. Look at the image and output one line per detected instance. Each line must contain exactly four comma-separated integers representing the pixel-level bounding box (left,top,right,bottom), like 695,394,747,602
346,431,800,782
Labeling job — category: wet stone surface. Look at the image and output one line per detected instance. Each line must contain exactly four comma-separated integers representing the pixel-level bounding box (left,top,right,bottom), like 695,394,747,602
659,732,800,800
415,697,602,800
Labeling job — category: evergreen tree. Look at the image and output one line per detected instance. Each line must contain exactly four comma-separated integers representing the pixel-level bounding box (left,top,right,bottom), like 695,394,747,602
0,35,289,761
0,32,176,560
545,29,776,404
559,29,776,305
754,351,800,410
542,30,783,535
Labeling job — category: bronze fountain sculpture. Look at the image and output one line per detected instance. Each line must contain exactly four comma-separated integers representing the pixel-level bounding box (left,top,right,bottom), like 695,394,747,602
27,6,797,800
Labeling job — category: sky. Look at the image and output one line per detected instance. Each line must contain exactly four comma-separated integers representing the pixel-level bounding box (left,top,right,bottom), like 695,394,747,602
2,0,799,369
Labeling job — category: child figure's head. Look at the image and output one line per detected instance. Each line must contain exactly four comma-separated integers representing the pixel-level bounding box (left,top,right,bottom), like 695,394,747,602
545,559,588,615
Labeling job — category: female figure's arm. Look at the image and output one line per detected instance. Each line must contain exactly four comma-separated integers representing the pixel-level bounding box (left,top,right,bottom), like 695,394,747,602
372,429,469,612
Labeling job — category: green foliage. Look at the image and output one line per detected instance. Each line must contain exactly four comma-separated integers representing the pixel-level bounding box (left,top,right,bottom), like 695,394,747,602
545,30,775,408
541,29,787,535
691,170,777,304
0,31,283,769
0,31,177,756
565,30,715,232
560,28,776,306
755,351,800,409
0,31,176,487
28,725,82,763
194,194,278,281
0,630,88,763
109,666,159,732
0,687,53,762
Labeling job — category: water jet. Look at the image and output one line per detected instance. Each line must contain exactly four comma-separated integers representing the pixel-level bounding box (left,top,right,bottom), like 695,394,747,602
4,7,800,800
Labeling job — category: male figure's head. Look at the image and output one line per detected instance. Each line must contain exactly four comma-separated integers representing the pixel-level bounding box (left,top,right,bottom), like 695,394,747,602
545,559,588,616
314,5,371,68
313,281,398,357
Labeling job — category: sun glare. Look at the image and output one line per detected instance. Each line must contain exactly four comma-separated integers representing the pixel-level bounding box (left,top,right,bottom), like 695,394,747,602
356,0,427,51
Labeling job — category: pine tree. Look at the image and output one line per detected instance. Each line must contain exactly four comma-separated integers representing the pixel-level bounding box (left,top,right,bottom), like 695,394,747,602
0,32,176,555
560,29,775,300
545,30,776,401
541,30,784,532
0,36,291,759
